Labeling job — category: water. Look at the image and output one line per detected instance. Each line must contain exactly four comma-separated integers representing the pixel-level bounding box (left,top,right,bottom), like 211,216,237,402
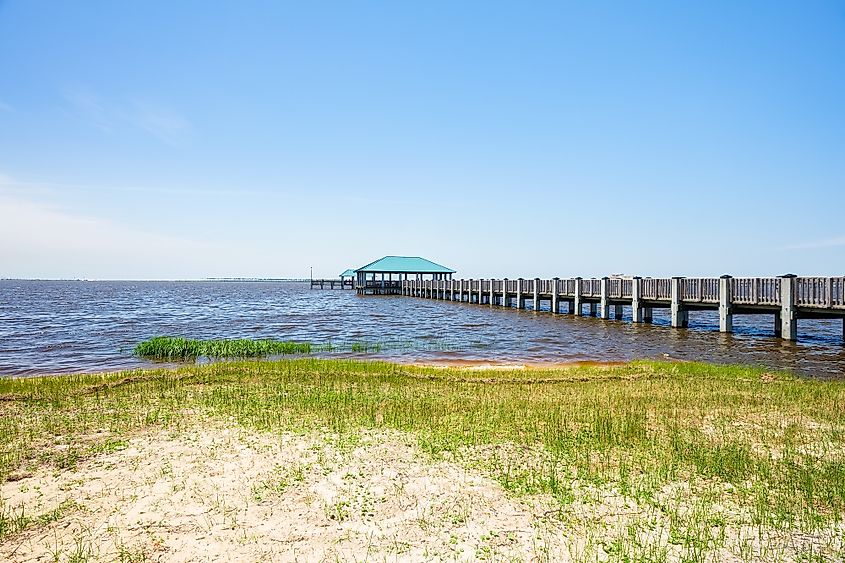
1,280,844,378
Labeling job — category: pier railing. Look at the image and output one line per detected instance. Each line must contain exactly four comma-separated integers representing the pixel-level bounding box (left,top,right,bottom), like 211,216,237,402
606,278,631,299
523,279,535,293
796,277,845,308
683,278,720,303
641,278,671,300
581,279,601,297
731,278,781,306
398,274,845,341
402,276,845,309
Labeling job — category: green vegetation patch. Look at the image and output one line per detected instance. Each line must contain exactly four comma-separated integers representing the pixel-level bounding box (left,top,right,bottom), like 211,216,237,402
133,336,314,359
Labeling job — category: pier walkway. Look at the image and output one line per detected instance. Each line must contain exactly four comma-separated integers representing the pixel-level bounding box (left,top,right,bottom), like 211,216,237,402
393,276,845,342
310,279,353,290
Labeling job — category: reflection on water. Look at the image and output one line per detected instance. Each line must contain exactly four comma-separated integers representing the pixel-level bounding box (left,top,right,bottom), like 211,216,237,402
1,280,843,378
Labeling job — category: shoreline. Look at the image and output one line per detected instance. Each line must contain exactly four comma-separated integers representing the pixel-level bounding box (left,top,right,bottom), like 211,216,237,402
2,358,843,561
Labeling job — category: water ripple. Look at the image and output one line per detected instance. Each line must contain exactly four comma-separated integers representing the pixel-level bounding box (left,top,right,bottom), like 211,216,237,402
0,280,844,378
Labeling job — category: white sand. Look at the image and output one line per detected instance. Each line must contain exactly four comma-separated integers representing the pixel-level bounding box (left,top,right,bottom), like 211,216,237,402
2,423,842,562
1,424,565,562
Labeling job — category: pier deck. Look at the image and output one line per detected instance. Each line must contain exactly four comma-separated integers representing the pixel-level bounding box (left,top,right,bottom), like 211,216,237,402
397,276,845,342
310,279,353,290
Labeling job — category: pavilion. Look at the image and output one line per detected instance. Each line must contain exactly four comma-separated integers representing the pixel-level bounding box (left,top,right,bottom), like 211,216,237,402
354,256,455,295
339,269,356,288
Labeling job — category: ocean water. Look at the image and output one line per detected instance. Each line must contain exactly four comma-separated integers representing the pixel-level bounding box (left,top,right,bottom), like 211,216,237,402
1,280,844,378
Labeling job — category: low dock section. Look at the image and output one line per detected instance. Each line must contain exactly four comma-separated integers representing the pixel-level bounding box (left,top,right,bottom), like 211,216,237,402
400,276,845,342
310,279,353,290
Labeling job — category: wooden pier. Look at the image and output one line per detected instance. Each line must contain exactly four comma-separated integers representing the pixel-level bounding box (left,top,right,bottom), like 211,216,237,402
397,276,845,342
310,278,353,290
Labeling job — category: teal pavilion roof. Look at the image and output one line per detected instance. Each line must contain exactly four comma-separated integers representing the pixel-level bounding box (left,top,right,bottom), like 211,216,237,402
354,256,455,274
339,269,356,277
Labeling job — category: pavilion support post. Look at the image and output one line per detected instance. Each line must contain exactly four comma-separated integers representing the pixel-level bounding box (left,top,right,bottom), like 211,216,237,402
502,278,509,307
589,303,598,317
477,280,483,305
516,278,523,309
779,274,798,340
600,277,610,319
450,279,455,301
468,279,474,303
489,279,494,307
551,278,559,314
719,275,733,333
671,277,689,328
573,278,583,316
643,307,653,323
631,277,643,323
533,278,540,311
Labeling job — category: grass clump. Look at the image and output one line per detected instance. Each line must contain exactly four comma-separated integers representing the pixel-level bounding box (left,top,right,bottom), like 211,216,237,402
133,336,313,359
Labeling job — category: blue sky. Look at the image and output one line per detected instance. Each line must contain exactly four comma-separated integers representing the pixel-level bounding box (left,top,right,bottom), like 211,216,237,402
1,1,843,279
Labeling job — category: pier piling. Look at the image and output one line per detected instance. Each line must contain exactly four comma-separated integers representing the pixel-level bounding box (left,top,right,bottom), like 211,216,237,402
573,278,583,316
671,277,689,328
780,275,798,341
719,275,733,333
600,277,610,319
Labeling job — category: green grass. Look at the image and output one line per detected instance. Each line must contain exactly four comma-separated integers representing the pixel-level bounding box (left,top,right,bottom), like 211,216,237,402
133,336,314,359
133,336,423,360
1,358,844,557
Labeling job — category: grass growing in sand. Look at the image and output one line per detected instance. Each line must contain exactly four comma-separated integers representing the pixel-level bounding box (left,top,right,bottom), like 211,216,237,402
1,359,845,560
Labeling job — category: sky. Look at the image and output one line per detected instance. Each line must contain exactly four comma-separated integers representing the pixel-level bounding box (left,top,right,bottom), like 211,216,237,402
1,1,844,280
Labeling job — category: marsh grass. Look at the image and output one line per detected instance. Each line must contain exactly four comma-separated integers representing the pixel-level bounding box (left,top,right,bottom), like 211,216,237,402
133,336,315,359
133,336,433,360
1,359,844,558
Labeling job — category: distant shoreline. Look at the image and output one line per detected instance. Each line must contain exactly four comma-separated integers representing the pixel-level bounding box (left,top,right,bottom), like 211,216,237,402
0,278,311,282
